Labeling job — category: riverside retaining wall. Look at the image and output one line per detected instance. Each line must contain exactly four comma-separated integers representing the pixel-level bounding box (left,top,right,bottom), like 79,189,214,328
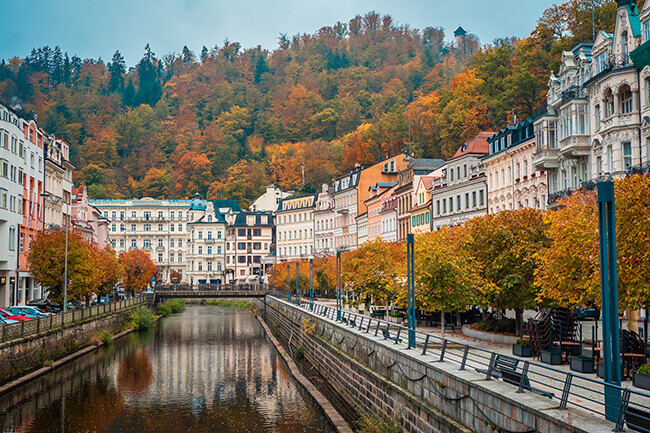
0,305,140,384
265,296,613,433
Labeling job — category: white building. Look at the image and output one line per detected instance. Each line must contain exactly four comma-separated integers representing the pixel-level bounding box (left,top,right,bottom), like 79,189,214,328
186,196,227,285
313,184,335,257
43,137,74,230
91,198,193,282
275,193,316,260
249,185,292,212
432,132,491,230
332,168,361,251
379,184,399,243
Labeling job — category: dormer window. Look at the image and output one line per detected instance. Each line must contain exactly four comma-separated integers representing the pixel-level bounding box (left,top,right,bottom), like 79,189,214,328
596,52,609,74
622,31,629,58
644,21,650,43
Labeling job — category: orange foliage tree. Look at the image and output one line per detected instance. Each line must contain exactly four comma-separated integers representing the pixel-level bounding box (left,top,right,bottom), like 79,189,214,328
119,249,157,295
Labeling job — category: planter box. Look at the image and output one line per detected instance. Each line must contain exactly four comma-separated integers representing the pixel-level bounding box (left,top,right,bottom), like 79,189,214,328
388,316,402,324
633,371,650,390
541,349,562,365
570,356,595,373
597,363,625,380
512,344,532,357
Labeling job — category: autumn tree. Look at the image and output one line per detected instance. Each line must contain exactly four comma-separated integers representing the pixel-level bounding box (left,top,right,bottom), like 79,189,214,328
414,227,483,334
119,249,157,295
465,208,549,335
108,50,126,93
91,245,122,299
28,229,96,303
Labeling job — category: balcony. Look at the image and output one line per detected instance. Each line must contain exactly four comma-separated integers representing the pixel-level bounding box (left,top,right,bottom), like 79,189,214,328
533,148,559,171
559,135,590,159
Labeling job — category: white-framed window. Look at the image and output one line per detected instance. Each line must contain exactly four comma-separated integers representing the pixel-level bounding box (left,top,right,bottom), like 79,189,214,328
623,142,632,169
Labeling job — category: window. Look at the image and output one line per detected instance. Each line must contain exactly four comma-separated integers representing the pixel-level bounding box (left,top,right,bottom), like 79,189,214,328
207,231,212,240
253,228,261,236
253,242,261,250
238,256,246,263
170,224,175,232
472,191,477,207
207,246,212,255
238,242,246,250
217,246,222,254
198,262,203,271
198,246,203,254
19,233,25,253
144,224,151,231
131,239,137,248
170,211,175,220
131,224,136,231
9,226,15,250
623,142,632,169
143,239,151,248
479,190,485,206
178,224,182,231
158,239,164,248
457,195,461,211
207,262,212,271
436,200,440,215
596,52,609,74
621,87,633,114
158,224,163,231
449,196,453,212
158,211,163,219
170,239,175,247
465,193,470,209
178,239,183,247
158,253,163,263
111,224,116,232
622,31,629,57
120,239,125,247
198,231,203,239
178,212,183,220
170,254,175,263
238,228,246,236
450,169,454,181
178,253,183,262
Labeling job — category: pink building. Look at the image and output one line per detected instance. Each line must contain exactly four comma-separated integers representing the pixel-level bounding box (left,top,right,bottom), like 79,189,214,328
71,186,110,248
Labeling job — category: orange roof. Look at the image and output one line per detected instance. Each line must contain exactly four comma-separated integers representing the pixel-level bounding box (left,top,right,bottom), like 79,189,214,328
451,131,495,160
420,176,434,190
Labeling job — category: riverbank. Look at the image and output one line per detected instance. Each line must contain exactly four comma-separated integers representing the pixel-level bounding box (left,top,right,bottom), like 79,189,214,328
257,315,353,433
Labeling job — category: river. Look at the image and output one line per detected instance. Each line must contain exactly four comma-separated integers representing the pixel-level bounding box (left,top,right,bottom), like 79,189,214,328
0,305,336,433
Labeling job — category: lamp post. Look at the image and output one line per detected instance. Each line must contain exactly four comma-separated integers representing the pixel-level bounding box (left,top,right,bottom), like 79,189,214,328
309,258,314,311
295,261,300,306
286,263,291,301
406,234,415,348
336,250,341,321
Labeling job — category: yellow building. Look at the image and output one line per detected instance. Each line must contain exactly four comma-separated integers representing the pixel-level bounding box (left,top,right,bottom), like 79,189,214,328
410,176,434,234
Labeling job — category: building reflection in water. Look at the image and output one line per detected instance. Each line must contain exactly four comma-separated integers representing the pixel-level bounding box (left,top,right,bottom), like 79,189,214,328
0,305,334,433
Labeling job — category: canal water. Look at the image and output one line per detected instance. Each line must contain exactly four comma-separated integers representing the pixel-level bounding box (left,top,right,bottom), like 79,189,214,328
0,305,336,433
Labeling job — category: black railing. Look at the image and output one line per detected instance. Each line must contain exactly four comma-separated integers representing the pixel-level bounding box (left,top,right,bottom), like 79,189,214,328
271,295,650,430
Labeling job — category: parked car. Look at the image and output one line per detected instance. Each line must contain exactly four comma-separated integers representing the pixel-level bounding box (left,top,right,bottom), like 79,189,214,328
27,299,61,313
3,307,40,319
11,306,52,317
575,302,600,321
0,309,32,321
0,317,19,325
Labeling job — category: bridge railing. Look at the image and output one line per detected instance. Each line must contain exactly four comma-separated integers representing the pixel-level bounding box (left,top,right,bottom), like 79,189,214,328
155,283,282,293
271,295,650,430
0,296,145,344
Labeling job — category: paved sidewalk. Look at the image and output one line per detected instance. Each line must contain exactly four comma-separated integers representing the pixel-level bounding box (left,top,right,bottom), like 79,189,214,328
304,297,650,419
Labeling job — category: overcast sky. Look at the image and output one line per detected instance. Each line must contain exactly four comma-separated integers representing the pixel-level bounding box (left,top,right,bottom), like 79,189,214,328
1,0,557,66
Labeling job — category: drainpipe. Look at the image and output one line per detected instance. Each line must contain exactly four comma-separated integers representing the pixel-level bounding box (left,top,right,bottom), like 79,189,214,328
638,79,643,165
505,146,515,210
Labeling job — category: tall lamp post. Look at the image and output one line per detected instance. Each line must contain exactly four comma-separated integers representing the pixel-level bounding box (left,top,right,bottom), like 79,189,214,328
336,251,341,321
406,234,416,348
309,258,314,311
286,263,291,301
41,193,69,312
295,261,300,306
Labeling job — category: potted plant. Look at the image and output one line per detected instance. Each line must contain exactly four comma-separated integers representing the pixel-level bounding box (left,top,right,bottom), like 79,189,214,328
633,364,650,390
513,339,532,357
388,311,402,324
541,347,563,365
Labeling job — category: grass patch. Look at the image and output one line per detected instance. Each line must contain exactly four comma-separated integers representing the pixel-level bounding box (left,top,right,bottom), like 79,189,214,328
203,300,255,309
356,413,402,433
130,307,156,331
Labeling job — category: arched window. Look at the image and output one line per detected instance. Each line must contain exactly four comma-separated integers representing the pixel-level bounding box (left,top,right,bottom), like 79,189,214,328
620,84,633,114
604,88,614,117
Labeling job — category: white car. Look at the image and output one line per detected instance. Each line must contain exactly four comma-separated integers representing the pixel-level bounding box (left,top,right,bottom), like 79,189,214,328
12,305,52,317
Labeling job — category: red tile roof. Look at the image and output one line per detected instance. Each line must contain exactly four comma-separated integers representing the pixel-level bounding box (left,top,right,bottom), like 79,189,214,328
451,131,495,160
420,176,434,190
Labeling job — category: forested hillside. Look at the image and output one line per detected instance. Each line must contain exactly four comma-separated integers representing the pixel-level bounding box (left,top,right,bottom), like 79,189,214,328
0,2,628,207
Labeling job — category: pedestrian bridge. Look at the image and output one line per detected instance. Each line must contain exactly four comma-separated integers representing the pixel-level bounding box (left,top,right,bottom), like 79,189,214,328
153,284,281,303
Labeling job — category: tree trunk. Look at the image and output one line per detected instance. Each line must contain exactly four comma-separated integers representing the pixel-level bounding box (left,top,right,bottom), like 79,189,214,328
441,310,446,338
515,308,523,337
482,308,488,321
456,310,462,328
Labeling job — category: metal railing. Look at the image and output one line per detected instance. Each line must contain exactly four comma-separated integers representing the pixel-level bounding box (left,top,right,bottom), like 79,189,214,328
0,297,145,344
156,283,279,293
273,296,650,431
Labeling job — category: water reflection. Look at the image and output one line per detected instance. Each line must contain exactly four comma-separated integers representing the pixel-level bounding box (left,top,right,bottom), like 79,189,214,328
1,305,335,433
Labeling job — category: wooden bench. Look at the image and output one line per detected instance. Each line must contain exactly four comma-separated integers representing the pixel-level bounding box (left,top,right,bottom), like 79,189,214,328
476,355,519,379
501,370,554,399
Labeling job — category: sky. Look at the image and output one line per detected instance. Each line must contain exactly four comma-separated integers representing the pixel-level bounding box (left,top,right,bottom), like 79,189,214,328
1,0,558,66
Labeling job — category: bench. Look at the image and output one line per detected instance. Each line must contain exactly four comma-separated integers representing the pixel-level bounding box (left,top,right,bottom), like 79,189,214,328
476,355,519,379
501,370,554,399
371,308,386,319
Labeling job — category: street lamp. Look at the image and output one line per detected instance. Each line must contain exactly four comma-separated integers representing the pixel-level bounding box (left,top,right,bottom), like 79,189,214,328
41,193,69,312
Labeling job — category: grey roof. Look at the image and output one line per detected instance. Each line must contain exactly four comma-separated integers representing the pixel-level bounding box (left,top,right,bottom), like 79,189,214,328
209,199,241,212
407,158,446,175
189,211,227,224
230,211,274,227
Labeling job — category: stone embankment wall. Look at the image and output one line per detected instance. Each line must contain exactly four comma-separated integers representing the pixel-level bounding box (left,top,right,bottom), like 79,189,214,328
0,307,137,385
264,296,612,433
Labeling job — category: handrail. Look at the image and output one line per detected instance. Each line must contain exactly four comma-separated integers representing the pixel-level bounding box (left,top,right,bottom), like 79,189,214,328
0,296,145,344
269,294,650,428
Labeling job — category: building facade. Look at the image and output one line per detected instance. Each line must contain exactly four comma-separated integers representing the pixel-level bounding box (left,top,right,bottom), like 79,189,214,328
365,182,397,242
91,198,193,282
249,184,292,212
432,132,491,230
43,137,73,230
332,168,360,251
225,211,274,283
411,176,433,234
379,184,398,243
186,197,227,285
313,184,335,257
275,194,316,260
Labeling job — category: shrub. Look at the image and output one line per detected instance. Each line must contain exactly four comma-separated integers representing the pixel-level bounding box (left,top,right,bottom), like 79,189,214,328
515,339,530,346
476,318,516,334
130,307,156,331
294,346,304,361
639,364,650,375
167,298,186,314
156,304,172,317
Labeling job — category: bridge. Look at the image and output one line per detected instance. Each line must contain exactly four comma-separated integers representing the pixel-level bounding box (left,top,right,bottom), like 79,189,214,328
153,284,282,303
